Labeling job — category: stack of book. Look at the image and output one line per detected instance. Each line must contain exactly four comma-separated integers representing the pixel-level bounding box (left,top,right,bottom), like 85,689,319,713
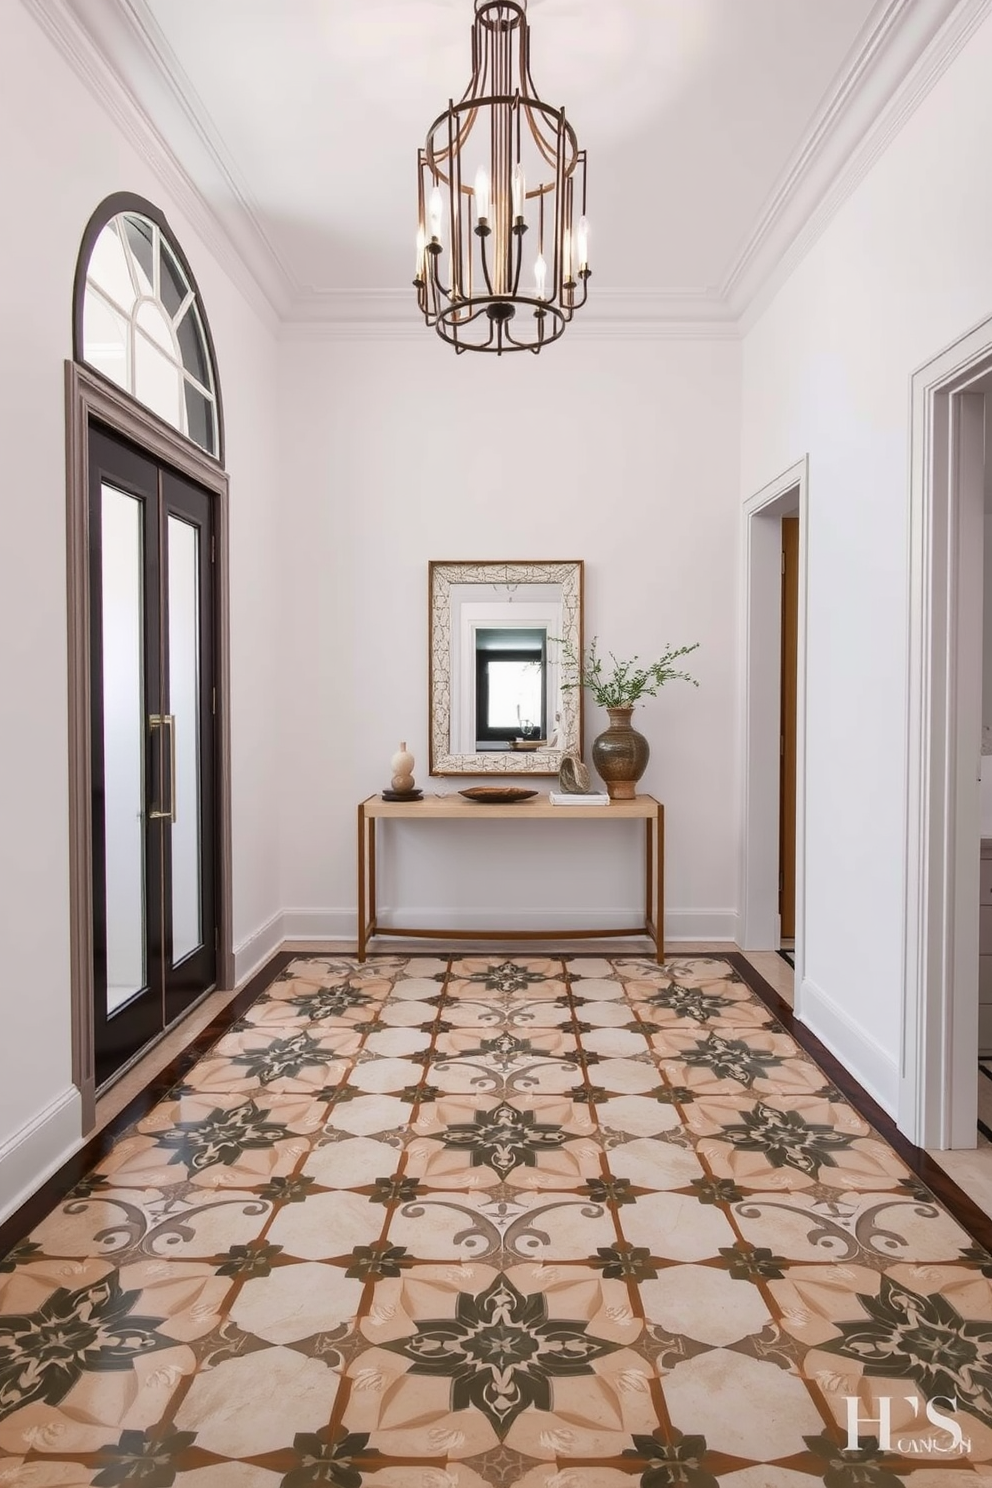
549,791,610,806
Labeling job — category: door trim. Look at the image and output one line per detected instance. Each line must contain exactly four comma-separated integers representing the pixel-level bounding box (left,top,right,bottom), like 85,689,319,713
779,516,800,940
902,316,992,1148
739,458,809,1000
65,361,233,1133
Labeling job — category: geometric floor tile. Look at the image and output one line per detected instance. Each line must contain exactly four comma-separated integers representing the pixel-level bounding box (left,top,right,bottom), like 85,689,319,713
2,953,991,1484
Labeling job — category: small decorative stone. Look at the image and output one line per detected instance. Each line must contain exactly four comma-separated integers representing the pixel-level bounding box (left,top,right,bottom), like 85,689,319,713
558,752,591,794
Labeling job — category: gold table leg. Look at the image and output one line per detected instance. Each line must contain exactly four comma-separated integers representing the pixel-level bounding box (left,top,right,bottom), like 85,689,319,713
369,818,377,940
657,802,665,964
357,801,367,961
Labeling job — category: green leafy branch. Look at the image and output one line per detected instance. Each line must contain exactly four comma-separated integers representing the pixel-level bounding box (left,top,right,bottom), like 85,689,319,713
556,635,699,709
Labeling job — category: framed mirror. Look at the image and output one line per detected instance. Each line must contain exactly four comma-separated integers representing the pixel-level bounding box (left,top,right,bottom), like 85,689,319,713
429,560,583,775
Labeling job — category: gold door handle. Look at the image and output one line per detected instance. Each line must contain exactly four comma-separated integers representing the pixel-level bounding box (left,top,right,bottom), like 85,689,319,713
149,714,177,822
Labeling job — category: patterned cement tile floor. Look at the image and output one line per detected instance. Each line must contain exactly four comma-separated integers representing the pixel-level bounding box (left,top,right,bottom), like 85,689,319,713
4,954,992,1486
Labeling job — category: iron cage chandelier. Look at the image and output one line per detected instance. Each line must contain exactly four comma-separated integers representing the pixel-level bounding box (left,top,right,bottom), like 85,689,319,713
414,0,589,355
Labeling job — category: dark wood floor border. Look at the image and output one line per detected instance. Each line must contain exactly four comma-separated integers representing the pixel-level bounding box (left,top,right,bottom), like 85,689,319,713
0,951,294,1259
727,951,992,1255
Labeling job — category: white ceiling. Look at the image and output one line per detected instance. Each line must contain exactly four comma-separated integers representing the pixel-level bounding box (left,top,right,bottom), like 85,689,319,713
51,0,964,323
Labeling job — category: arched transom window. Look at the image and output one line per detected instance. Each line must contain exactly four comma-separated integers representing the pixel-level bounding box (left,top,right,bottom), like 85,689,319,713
79,204,220,457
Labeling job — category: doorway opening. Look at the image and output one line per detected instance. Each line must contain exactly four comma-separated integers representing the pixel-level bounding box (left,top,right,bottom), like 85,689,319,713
67,194,233,1131
66,364,233,1131
740,460,808,996
902,316,992,1149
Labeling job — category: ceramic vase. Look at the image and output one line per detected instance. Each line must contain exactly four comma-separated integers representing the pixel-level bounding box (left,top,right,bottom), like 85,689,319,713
591,707,649,800
390,741,416,793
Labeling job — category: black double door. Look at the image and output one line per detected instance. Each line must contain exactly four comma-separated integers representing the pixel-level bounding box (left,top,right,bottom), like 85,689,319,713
89,426,217,1086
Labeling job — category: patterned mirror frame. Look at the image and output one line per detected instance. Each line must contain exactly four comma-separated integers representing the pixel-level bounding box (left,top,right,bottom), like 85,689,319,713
429,560,583,776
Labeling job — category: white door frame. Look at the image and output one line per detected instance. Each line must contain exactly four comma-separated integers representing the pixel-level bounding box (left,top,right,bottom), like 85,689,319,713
739,458,809,1002
901,315,992,1148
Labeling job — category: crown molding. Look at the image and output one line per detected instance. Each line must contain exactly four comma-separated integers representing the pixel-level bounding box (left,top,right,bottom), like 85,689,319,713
106,0,299,309
737,0,992,331
281,317,742,345
20,0,990,340
280,286,738,340
19,0,282,329
719,0,958,313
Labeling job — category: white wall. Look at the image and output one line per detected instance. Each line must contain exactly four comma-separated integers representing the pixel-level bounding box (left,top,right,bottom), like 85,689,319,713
984,398,992,747
0,3,282,1216
741,10,992,1115
984,526,992,747
277,334,741,942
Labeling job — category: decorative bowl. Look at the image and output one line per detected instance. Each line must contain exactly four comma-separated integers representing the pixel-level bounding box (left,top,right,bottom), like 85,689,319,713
459,787,539,805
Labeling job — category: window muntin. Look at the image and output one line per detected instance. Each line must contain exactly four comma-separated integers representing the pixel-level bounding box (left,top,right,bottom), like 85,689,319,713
82,212,218,456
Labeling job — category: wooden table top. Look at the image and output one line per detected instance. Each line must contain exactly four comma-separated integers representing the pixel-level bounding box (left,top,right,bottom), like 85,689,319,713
362,792,660,820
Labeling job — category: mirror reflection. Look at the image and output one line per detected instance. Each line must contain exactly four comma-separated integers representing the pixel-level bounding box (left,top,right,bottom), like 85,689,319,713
429,561,583,775
476,628,547,747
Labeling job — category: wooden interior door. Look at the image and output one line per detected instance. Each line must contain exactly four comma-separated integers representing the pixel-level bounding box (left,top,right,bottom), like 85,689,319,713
779,516,799,939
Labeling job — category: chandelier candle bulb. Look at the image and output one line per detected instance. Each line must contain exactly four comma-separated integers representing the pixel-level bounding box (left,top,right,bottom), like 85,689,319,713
577,216,589,272
512,163,526,221
429,186,443,240
535,253,547,299
475,167,490,222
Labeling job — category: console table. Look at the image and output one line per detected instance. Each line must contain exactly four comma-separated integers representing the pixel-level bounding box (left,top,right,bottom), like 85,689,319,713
356,792,664,962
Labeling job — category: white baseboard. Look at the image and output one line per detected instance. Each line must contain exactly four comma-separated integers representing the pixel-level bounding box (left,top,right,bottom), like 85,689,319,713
664,910,738,943
0,1088,83,1227
373,907,641,933
281,909,355,941
233,911,287,985
369,906,738,939
798,975,899,1116
237,906,739,953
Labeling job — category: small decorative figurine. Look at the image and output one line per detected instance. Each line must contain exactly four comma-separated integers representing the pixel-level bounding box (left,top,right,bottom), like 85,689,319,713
391,742,415,792
383,742,422,801
558,752,591,794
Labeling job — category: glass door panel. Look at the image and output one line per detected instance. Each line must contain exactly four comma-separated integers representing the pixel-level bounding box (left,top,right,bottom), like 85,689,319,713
167,514,202,963
89,428,216,1088
100,485,148,1012
89,431,163,1088
162,468,216,1028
